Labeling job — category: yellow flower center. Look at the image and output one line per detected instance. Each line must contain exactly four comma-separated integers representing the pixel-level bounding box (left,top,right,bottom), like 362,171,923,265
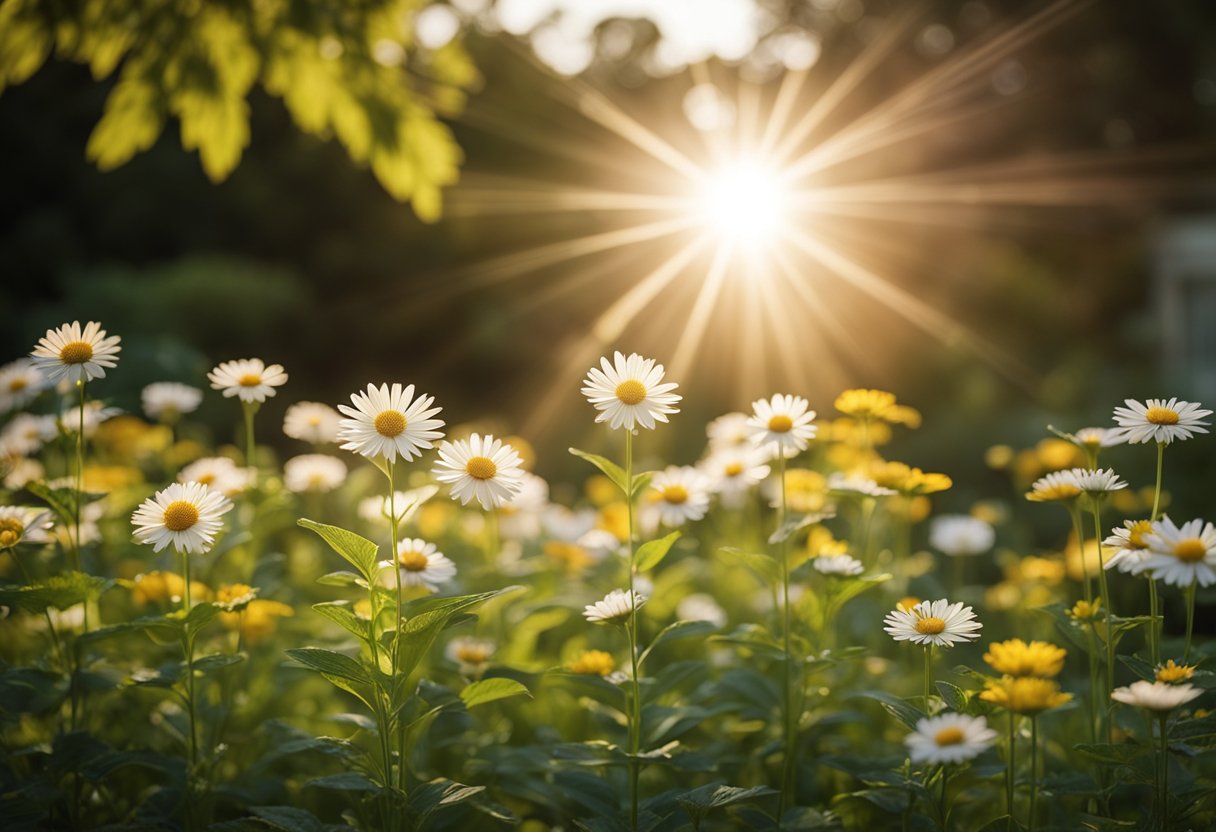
9,378,27,392
768,414,794,433
934,726,966,746
915,616,946,635
1032,484,1082,501
1174,538,1207,563
456,644,492,664
374,410,406,437
399,550,429,571
466,456,497,480
308,474,326,489
58,341,94,364
162,500,200,532
0,518,23,547
1145,406,1180,425
237,373,262,387
1156,660,1195,684
1127,520,1153,549
615,379,647,406
724,462,744,477
662,485,689,504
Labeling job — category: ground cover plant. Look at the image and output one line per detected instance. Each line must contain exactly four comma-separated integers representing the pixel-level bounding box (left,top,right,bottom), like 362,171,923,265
0,327,1214,831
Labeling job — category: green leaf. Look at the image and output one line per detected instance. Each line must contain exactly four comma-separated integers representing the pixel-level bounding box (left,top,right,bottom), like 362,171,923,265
25,481,81,529
826,573,892,609
316,571,365,588
248,805,328,832
298,518,380,581
312,602,368,640
630,471,654,499
394,588,524,688
935,681,969,713
635,531,681,572
184,601,219,637
459,678,531,709
285,647,370,684
409,778,486,820
569,447,628,495
304,772,379,793
639,619,719,666
0,572,112,614
1074,743,1144,765
718,547,780,581
678,783,777,811
193,653,245,675
768,510,835,545
851,690,924,729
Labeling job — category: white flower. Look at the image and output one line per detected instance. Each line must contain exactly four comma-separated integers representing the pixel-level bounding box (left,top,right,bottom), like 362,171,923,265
0,359,49,412
208,358,288,404
649,465,711,526
178,457,255,497
58,401,122,437
1112,398,1211,445
131,481,233,554
676,593,727,627
51,500,105,548
747,394,817,459
1111,680,1203,712
543,505,598,542
0,506,53,549
827,473,897,498
499,472,549,539
446,636,496,675
432,433,524,510
30,320,122,384
1025,470,1083,503
387,538,456,591
1103,519,1154,575
1066,467,1128,495
930,515,995,557
283,401,341,444
883,598,982,647
706,412,753,449
0,413,51,456
584,588,647,624
337,383,444,462
2,457,44,490
576,529,622,560
1052,426,1127,450
283,454,348,493
1141,516,1216,587
141,382,203,421
700,447,770,500
814,554,865,576
580,351,681,431
905,713,998,765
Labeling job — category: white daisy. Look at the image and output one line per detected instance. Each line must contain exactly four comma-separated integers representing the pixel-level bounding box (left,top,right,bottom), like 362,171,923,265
283,454,348,493
930,515,996,557
0,359,48,412
580,351,681,432
1141,516,1216,587
0,413,51,456
431,433,524,510
1051,425,1127,450
446,636,496,676
499,472,549,539
649,465,711,526
676,593,727,627
1025,470,1083,503
827,472,897,498
131,481,233,554
747,394,817,459
700,447,770,501
178,457,255,497
2,457,44,490
58,402,122,437
1066,467,1128,495
208,358,288,404
283,401,342,444
30,320,122,384
706,412,753,450
337,383,444,462
814,554,865,576
141,382,203,421
1103,519,1154,574
387,538,456,591
51,500,105,548
905,713,998,765
1112,398,1212,445
584,588,647,624
883,598,982,647
0,506,53,549
1111,680,1203,712
543,505,598,542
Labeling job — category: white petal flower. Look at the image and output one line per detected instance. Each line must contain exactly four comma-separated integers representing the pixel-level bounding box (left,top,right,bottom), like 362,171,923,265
0,359,49,412
499,472,549,539
1025,470,1083,503
1112,398,1211,445
283,454,348,493
883,598,982,647
357,486,439,529
208,358,288,404
699,447,770,500
1051,426,1127,450
385,538,456,591
131,481,233,554
827,472,897,498
583,588,646,624
0,506,53,549
178,457,255,497
649,465,712,526
1111,680,1203,712
676,593,727,627
337,383,444,462
930,515,995,557
1066,467,1128,495
706,412,753,449
1141,516,1216,587
905,713,998,765
747,394,817,459
283,401,342,444
580,351,681,432
814,554,865,576
445,636,496,676
141,382,203,421
59,402,122,437
30,320,122,384
1103,519,1154,574
431,433,524,510
0,413,51,456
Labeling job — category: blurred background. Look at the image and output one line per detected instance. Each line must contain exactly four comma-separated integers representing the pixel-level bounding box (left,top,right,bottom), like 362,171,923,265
2,0,1215,506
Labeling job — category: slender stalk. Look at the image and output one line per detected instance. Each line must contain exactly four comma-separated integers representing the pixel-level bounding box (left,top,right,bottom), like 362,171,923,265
485,508,500,567
1184,578,1197,663
1069,506,1091,605
1006,710,1016,830
1149,442,1165,660
1028,717,1038,832
777,453,797,817
624,430,640,832
1086,621,1101,745
923,645,933,713
1150,442,1165,521
1158,714,1169,832
74,380,85,572
939,765,950,830
243,402,257,469
1090,500,1114,744
181,551,198,769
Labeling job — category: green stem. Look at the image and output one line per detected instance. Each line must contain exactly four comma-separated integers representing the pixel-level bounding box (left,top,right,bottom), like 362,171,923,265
924,644,935,714
1184,578,1197,663
74,380,85,573
1069,506,1091,605
243,402,256,469
939,765,950,830
1151,442,1165,522
1006,710,1016,830
778,453,797,817
1158,714,1169,832
625,430,640,832
1028,717,1038,832
1091,500,1114,744
1086,622,1101,746
1148,578,1161,666
182,551,198,770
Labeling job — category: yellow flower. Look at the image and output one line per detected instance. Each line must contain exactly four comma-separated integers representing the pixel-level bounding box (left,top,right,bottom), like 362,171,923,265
985,445,1014,470
980,677,1072,714
870,461,951,495
597,502,630,543
544,541,594,573
1036,438,1083,471
888,495,932,523
585,475,619,507
1069,597,1102,621
1018,556,1065,585
896,596,921,612
83,464,143,493
822,417,892,447
834,388,898,421
781,468,827,514
130,571,209,607
567,649,615,676
886,405,922,429
94,416,171,458
215,583,258,612
983,639,1067,678
1064,533,1103,583
806,526,848,559
1156,660,1196,684
219,599,293,644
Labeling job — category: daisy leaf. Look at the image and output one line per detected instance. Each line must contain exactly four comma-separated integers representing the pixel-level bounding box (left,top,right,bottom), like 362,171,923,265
298,519,380,582
636,531,682,572
459,678,531,709
568,447,629,495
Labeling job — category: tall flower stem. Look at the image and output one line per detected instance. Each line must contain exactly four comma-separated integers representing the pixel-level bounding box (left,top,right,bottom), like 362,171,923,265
1068,506,1091,605
386,463,410,796
777,453,797,817
1028,717,1039,832
1090,500,1114,743
181,552,198,770
1085,621,1101,746
1006,710,1016,829
923,645,933,713
1150,442,1165,521
1149,441,1165,661
1157,714,1169,832
1183,578,1197,662
938,765,950,831
242,402,257,469
74,380,86,573
624,430,641,832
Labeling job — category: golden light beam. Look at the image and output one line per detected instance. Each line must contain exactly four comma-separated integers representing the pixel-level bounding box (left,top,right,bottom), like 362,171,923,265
670,242,734,380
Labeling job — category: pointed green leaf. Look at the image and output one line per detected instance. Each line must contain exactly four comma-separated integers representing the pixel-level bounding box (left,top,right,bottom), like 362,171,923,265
636,531,681,572
640,619,719,666
298,519,380,581
459,678,531,709
569,447,628,495
312,602,369,640
718,547,779,581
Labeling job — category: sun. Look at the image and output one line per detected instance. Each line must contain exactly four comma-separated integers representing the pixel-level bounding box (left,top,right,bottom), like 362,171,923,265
697,160,789,248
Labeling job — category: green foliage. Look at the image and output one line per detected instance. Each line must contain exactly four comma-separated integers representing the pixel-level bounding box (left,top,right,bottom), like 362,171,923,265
459,677,531,709
299,518,380,582
0,0,476,219
635,531,681,572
